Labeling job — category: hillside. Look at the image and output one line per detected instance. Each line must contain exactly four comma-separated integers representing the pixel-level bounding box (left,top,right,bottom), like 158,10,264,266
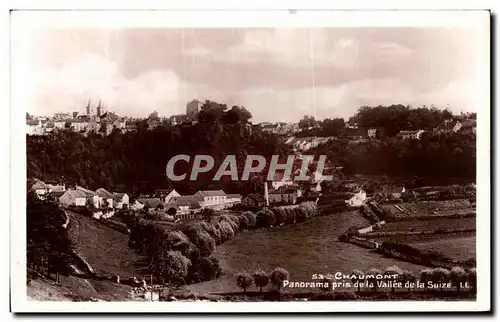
67,211,148,278
27,271,133,301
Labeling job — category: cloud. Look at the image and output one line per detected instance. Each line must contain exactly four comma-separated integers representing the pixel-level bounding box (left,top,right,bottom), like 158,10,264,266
30,53,187,117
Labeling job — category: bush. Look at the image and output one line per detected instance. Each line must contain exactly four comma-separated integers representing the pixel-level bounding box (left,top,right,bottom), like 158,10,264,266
253,270,269,292
284,208,296,224
242,211,256,227
237,215,250,230
217,221,235,242
256,208,276,228
236,272,253,293
220,215,239,232
269,267,289,290
183,226,215,257
163,251,191,284
272,207,287,226
198,256,222,281
295,207,307,223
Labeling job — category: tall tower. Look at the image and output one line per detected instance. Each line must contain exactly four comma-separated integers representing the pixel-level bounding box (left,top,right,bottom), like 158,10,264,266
96,99,102,116
86,99,91,115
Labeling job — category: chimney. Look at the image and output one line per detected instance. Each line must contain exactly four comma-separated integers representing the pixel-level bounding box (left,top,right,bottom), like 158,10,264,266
264,181,269,206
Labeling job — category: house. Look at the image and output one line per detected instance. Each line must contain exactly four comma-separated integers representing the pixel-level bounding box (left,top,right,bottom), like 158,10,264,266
31,180,65,199
113,193,129,209
130,200,145,210
75,186,101,208
47,190,66,201
26,119,44,135
226,194,243,204
137,198,163,210
453,119,476,134
171,195,202,214
154,189,181,203
31,181,51,198
397,130,426,140
385,186,406,200
59,189,87,207
345,189,367,207
96,188,115,208
241,193,267,207
268,186,299,205
367,128,378,139
270,171,295,190
194,190,227,207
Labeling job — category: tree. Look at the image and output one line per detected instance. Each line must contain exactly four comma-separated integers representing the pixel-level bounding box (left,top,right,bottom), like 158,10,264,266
236,272,253,293
299,115,317,130
198,256,222,281
253,270,269,292
163,251,191,284
269,267,289,291
256,208,276,228
237,215,250,230
64,121,72,129
420,269,433,290
450,266,467,292
167,207,177,217
201,208,216,222
242,211,256,227
431,267,451,291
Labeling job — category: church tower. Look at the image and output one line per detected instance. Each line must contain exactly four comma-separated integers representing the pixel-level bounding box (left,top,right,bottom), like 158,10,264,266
96,99,102,116
86,99,91,115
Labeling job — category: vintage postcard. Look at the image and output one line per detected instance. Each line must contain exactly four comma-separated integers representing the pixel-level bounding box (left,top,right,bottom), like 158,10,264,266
10,9,490,313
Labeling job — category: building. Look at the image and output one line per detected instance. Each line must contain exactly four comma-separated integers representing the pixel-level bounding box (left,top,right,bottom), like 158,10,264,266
385,186,406,200
194,190,227,207
345,189,367,208
96,188,115,208
76,186,101,208
270,171,295,190
137,198,163,209
268,186,300,205
170,195,202,214
226,194,243,204
59,189,87,207
26,119,44,135
31,180,65,199
186,99,203,121
367,128,378,139
154,189,181,203
453,119,477,134
397,130,426,140
113,193,129,209
241,193,267,207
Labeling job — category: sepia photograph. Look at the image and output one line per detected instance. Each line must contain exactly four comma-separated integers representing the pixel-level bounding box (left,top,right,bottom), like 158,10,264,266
10,9,491,313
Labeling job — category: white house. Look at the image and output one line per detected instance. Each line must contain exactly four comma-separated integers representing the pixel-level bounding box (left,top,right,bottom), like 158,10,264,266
96,188,115,208
346,189,367,207
130,200,145,210
76,186,101,208
113,192,130,209
59,189,87,207
155,189,181,203
194,190,227,207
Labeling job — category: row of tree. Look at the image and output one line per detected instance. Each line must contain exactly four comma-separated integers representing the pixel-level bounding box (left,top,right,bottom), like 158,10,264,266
236,268,290,293
310,132,476,179
27,194,73,283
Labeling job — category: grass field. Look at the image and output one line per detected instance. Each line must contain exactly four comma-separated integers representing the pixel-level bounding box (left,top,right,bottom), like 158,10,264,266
187,211,428,295
67,212,148,278
376,217,475,233
382,200,473,219
411,237,476,262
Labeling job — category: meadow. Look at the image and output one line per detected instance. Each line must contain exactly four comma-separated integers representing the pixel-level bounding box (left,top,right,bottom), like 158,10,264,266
187,211,427,294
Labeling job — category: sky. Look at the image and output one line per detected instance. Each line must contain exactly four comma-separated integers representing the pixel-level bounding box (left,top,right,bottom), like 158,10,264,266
22,27,486,123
